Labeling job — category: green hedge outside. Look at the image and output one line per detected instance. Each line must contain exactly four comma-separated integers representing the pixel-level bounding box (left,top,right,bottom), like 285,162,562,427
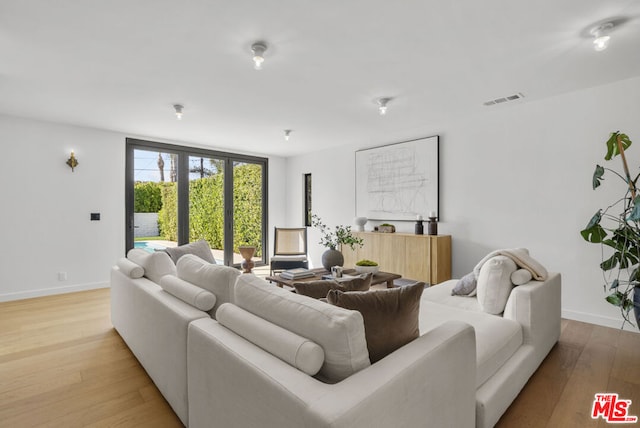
151,163,263,256
134,181,163,212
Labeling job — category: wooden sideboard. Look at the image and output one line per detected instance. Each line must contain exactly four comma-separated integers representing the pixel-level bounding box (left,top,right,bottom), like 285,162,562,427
342,232,451,285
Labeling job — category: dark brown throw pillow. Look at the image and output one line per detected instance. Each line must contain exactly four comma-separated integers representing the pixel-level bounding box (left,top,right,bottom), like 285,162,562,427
342,273,372,291
294,274,372,299
326,281,424,363
294,280,338,299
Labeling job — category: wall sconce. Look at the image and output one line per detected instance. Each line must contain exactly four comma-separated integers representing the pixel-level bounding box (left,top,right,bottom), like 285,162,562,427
66,150,78,172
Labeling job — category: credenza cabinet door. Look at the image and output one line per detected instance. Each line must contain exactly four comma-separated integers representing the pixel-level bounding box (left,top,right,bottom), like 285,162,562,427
342,232,451,285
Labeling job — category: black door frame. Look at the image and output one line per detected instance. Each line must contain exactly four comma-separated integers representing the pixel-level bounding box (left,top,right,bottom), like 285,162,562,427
125,138,268,266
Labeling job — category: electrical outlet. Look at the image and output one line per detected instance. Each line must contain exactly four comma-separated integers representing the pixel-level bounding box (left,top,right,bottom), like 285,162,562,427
58,272,67,281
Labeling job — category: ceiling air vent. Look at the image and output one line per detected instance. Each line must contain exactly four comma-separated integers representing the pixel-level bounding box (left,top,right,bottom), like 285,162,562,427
483,92,524,106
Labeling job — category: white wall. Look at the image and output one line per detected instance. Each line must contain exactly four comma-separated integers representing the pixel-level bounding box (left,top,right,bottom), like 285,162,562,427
285,76,640,330
0,115,286,301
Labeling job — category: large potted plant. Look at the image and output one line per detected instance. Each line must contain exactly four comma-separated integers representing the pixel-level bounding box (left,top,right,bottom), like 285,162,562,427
581,131,640,327
311,214,364,271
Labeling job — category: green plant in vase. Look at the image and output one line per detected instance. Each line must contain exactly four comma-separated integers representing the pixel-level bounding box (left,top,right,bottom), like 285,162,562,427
580,131,640,327
311,214,364,271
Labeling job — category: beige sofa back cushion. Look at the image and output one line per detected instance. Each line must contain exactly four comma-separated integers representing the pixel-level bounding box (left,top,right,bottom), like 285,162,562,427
176,254,241,317
234,274,370,383
127,248,177,284
216,303,324,375
476,255,518,314
160,275,216,311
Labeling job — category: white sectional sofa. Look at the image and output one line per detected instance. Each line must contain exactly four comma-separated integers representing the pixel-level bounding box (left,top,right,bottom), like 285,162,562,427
110,249,561,428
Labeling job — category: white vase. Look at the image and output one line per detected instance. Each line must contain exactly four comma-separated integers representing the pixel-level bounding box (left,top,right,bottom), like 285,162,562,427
353,216,368,232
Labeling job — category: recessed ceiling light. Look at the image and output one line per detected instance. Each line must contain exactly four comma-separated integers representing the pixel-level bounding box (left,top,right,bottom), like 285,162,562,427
251,42,267,70
590,22,614,52
376,97,392,115
173,104,184,120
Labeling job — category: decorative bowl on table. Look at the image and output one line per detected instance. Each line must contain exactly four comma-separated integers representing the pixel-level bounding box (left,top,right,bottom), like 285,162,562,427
354,260,379,275
355,265,379,275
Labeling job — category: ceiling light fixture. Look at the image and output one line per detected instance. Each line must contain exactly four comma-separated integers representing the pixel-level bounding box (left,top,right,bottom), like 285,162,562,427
590,22,614,51
284,129,292,141
377,97,392,115
251,42,267,70
173,104,184,120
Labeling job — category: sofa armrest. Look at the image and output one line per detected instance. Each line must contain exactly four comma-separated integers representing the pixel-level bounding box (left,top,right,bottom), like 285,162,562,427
187,318,476,428
305,320,477,428
503,272,561,356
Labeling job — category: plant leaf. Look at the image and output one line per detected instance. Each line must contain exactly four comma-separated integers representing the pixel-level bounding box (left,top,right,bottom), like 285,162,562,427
592,165,605,189
630,267,640,283
628,196,640,222
606,291,625,306
605,132,618,161
601,252,620,271
604,132,632,161
610,279,619,290
581,225,607,243
585,210,602,229
581,212,606,243
619,133,632,151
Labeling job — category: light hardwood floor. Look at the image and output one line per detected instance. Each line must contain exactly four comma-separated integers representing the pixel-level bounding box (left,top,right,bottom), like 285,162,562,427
1,288,639,427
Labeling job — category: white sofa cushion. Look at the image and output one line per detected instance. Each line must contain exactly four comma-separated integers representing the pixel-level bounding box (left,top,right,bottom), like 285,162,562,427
164,239,216,264
476,255,518,314
127,248,177,284
234,274,370,383
116,257,144,279
160,275,216,311
176,254,241,317
511,268,533,286
216,303,325,375
419,300,522,387
422,280,482,312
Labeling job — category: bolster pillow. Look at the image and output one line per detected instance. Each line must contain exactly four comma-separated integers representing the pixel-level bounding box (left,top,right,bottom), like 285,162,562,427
127,248,177,284
160,275,216,311
216,303,325,376
116,258,144,279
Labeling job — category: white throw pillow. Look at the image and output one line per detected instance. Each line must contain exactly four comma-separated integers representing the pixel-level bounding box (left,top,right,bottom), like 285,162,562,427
216,303,325,376
127,248,177,284
164,239,216,264
160,275,216,311
176,254,240,317
234,273,370,383
116,257,144,279
476,255,518,315
511,269,533,286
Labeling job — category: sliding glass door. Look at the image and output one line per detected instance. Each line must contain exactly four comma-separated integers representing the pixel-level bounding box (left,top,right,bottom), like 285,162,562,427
126,138,268,266
232,161,264,264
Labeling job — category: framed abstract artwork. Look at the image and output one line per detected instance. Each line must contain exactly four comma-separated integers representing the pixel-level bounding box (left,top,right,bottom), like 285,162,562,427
355,136,439,221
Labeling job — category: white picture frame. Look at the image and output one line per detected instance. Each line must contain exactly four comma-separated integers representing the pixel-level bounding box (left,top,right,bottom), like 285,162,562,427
355,136,439,221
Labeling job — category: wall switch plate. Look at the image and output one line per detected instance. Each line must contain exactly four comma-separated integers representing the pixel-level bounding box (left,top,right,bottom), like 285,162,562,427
91,213,100,221
58,272,67,281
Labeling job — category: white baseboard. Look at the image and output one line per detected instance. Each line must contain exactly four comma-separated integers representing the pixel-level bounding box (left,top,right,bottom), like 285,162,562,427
562,309,639,333
0,282,110,302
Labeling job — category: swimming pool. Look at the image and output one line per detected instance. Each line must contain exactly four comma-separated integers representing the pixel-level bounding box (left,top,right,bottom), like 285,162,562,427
134,241,166,253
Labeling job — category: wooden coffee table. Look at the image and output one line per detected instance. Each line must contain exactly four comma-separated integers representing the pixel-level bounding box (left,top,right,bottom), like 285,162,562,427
266,268,401,289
